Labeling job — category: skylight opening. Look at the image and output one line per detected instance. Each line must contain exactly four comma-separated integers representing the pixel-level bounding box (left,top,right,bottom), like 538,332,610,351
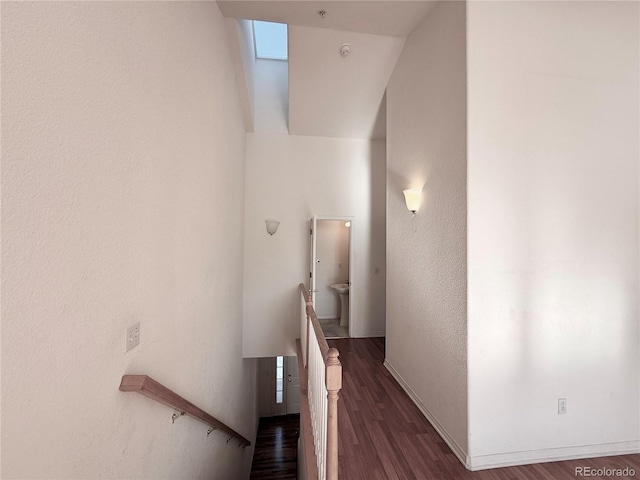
253,20,288,60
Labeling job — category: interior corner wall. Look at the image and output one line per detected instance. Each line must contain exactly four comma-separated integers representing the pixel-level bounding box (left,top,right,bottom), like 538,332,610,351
1,2,257,479
254,59,289,135
385,0,468,460
467,1,640,469
257,357,277,417
242,133,386,358
224,17,256,132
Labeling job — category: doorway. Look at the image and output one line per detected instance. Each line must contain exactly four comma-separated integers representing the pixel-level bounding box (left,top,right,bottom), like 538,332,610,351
310,216,353,339
258,356,300,417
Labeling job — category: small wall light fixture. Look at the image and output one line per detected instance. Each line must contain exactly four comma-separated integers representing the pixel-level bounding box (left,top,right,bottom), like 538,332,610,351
345,221,351,228
403,188,422,214
265,219,280,236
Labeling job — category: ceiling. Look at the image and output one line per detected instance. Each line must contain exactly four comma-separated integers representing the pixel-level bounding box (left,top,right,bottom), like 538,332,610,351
288,25,404,139
217,1,437,37
218,1,437,139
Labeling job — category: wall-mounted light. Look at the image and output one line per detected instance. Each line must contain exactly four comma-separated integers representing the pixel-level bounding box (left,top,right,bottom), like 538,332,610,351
403,188,422,214
345,221,351,228
265,219,280,236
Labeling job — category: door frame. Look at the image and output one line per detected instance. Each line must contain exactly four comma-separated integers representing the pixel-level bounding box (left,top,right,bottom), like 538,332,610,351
310,215,355,337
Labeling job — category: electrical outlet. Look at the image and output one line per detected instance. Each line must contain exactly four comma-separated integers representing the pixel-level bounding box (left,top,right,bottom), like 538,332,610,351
558,398,567,414
126,322,140,352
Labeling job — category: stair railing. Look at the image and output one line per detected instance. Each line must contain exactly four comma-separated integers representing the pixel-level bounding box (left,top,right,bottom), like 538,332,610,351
299,283,342,480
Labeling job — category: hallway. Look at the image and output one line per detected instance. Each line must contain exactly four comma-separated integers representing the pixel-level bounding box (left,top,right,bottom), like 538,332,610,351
330,338,640,479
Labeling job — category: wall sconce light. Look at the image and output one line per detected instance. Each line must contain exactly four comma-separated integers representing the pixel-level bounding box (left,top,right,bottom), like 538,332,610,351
344,221,351,228
265,219,280,236
403,188,422,214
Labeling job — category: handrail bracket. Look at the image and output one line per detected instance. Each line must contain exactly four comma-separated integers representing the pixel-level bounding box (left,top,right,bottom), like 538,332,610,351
119,375,251,447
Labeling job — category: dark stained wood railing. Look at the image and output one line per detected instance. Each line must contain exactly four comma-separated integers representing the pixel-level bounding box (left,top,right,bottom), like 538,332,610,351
119,375,250,447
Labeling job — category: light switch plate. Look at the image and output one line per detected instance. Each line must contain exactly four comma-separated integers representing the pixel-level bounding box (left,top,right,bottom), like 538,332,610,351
126,322,140,352
558,398,567,414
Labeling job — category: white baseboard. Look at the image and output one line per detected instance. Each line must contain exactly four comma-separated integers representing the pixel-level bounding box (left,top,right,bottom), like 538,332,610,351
383,361,640,472
468,441,640,471
383,359,471,469
351,330,385,338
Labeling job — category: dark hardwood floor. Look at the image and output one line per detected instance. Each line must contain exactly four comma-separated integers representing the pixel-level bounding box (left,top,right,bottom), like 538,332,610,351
329,337,640,480
249,414,299,479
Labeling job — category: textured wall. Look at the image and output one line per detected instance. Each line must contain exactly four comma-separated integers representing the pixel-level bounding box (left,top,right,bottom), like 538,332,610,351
243,133,386,357
1,2,257,478
385,0,468,459
467,1,640,468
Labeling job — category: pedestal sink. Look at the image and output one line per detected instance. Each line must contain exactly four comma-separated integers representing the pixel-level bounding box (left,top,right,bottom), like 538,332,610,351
330,283,349,327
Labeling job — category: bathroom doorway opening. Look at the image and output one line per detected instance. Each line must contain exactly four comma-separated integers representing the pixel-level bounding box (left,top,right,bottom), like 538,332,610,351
309,215,353,339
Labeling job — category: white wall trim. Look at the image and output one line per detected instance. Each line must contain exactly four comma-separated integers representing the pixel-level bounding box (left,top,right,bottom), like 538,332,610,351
385,360,639,472
468,441,640,471
383,359,471,469
353,330,385,338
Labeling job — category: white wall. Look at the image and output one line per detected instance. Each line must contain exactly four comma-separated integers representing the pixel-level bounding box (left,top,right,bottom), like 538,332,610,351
243,133,386,357
257,357,283,417
224,18,256,132
288,25,405,139
1,2,257,479
315,220,350,319
467,0,640,469
255,59,289,135
385,0,468,461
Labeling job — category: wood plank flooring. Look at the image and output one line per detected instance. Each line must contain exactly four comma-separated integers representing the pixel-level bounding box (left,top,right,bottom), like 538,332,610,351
249,414,299,479
329,337,640,480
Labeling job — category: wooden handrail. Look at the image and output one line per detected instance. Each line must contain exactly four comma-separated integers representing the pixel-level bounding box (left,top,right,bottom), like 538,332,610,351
299,283,312,304
119,375,251,447
299,284,330,357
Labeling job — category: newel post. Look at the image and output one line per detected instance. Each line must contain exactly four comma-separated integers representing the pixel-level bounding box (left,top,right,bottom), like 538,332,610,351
325,347,342,480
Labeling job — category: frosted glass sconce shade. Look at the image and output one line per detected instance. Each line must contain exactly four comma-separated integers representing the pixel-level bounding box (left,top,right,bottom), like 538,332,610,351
265,219,280,235
403,189,422,214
